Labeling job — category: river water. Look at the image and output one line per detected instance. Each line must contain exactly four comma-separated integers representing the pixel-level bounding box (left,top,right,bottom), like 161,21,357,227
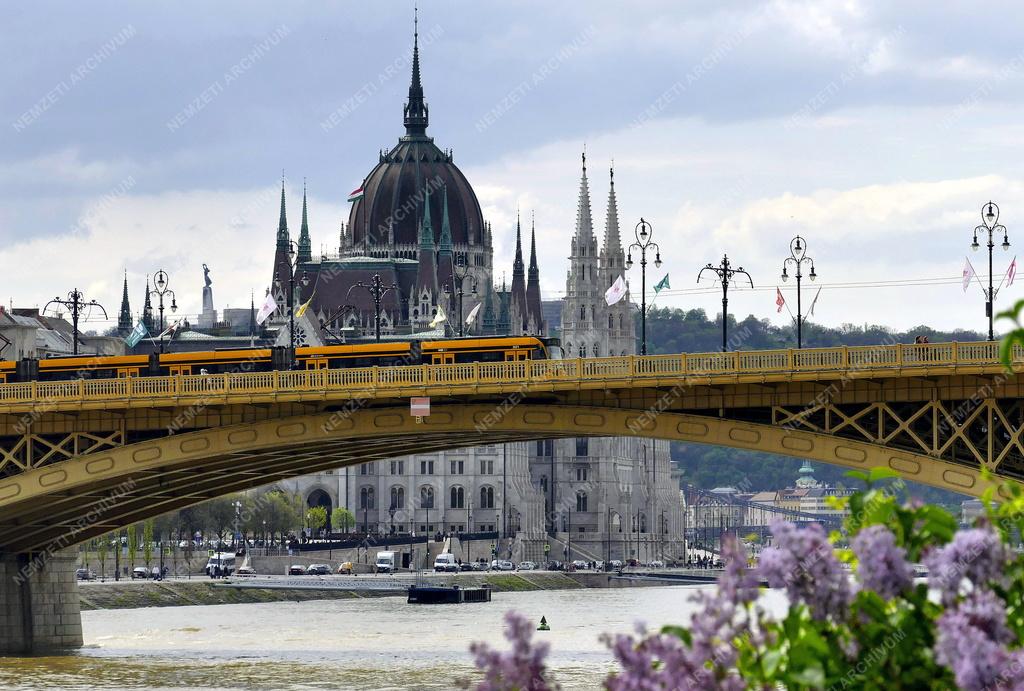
0,585,786,690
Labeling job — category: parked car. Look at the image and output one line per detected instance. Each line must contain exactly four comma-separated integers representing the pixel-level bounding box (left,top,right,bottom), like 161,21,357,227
235,566,257,577
649,560,665,569
471,560,489,571
287,564,307,575
494,560,515,571
608,560,623,570
516,561,536,571
75,568,94,581
306,564,330,575
571,560,589,570
131,566,149,579
460,562,475,572
337,562,354,574
545,560,565,571
375,551,397,574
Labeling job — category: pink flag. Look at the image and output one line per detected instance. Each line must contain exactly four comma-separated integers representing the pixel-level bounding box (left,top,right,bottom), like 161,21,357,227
1008,256,1017,287
775,287,785,313
963,258,977,292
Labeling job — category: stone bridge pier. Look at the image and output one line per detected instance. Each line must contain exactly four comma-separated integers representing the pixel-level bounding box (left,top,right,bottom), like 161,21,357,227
0,548,82,654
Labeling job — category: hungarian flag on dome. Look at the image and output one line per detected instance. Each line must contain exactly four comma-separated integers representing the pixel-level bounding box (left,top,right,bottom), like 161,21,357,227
347,186,364,203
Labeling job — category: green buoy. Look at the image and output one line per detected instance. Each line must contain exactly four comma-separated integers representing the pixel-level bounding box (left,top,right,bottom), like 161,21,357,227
537,616,550,631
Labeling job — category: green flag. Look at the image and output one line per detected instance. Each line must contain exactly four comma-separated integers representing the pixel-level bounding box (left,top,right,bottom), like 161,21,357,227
124,320,148,348
653,274,670,294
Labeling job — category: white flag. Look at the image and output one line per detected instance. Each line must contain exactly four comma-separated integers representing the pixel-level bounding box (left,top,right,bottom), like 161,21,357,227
604,275,627,306
808,286,822,317
1008,256,1017,287
255,292,278,325
962,257,977,292
156,318,183,339
465,302,482,325
429,304,447,329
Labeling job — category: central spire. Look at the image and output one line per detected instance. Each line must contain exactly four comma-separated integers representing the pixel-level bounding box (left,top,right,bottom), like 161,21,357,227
297,179,311,264
403,5,429,138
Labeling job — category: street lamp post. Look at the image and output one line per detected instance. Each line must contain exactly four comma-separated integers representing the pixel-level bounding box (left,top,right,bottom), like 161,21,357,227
698,255,754,352
447,252,477,337
44,290,108,356
780,236,817,349
347,273,398,342
274,242,309,367
972,201,1011,341
625,218,662,355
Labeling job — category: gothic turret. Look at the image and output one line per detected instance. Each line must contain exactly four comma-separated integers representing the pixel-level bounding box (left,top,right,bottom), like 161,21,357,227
142,277,154,333
271,179,293,320
561,151,603,357
297,180,312,264
415,184,438,295
403,9,429,138
600,163,635,356
117,271,132,335
526,213,544,334
437,184,455,297
509,212,528,333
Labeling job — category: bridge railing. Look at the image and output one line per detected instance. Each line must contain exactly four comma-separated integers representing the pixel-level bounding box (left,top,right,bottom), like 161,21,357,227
1,340,1019,408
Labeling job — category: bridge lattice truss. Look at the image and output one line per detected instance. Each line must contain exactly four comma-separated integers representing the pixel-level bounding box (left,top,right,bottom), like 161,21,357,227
0,340,1022,554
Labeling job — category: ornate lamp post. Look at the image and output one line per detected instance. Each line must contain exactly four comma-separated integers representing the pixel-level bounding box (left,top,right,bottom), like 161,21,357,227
972,201,1010,341
148,270,178,354
780,236,817,349
347,273,398,342
625,218,662,355
446,252,477,337
274,241,309,366
698,255,753,352
44,290,107,356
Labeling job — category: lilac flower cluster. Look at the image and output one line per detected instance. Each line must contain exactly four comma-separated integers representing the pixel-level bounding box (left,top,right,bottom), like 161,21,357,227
934,589,1024,691
850,525,914,600
923,527,1008,604
469,610,555,691
603,537,758,690
758,519,851,621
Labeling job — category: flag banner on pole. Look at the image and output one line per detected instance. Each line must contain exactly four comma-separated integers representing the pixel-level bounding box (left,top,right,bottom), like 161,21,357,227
775,287,786,313
294,292,315,319
429,304,447,329
124,320,148,348
605,275,627,305
465,302,482,325
653,274,670,294
156,318,182,339
347,186,365,203
256,292,278,325
1008,256,1017,287
808,286,822,317
963,257,977,292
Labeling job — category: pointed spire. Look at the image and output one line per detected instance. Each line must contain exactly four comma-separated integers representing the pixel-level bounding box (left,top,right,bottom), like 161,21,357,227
510,212,527,332
419,184,434,247
513,211,524,273
416,183,438,294
403,4,429,137
117,271,132,334
526,212,543,335
142,276,154,332
528,212,538,274
249,291,257,337
574,149,594,242
439,184,453,253
297,178,312,263
277,174,290,251
602,161,622,259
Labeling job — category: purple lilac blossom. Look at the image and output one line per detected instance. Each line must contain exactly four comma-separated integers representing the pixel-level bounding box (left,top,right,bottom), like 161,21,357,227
470,610,555,691
850,524,914,600
603,537,755,690
758,519,851,621
923,527,1008,605
934,589,1023,691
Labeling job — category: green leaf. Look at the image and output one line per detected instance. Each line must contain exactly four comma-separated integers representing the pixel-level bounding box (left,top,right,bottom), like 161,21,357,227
761,648,783,677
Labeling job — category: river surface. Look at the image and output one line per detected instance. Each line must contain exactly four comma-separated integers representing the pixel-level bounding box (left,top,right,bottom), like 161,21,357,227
0,585,786,690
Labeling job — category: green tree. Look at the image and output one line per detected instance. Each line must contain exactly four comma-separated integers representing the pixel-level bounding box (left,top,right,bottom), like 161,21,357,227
127,523,138,569
331,507,355,533
306,506,327,536
143,519,154,570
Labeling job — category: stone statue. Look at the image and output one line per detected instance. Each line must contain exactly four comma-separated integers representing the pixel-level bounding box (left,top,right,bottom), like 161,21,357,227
203,263,212,288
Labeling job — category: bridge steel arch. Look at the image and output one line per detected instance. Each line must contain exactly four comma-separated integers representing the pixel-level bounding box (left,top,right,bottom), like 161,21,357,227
0,404,1007,556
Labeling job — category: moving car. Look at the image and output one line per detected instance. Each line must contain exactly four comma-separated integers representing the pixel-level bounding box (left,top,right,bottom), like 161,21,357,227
493,560,515,571
287,564,307,575
306,564,330,575
571,560,589,570
337,562,354,574
235,566,257,577
649,560,665,569
516,561,536,571
75,568,95,581
434,552,460,573
131,566,149,579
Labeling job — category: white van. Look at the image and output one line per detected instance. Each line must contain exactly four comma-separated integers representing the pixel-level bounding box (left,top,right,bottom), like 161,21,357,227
433,552,459,572
204,552,235,576
375,551,397,574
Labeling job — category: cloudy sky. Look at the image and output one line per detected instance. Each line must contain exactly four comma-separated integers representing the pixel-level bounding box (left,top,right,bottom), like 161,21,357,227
3,1,1024,334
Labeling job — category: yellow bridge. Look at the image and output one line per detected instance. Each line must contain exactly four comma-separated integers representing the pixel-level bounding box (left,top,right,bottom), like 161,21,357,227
0,340,1021,555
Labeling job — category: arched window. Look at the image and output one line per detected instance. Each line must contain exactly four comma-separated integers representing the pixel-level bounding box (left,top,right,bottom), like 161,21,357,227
420,485,434,509
578,345,586,357
539,475,548,493
608,314,614,329
591,305,596,321
576,491,588,512
480,486,495,509
619,314,624,329
592,343,600,357
390,486,405,510
450,486,464,509
359,486,375,510
580,305,585,321
640,513,647,533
